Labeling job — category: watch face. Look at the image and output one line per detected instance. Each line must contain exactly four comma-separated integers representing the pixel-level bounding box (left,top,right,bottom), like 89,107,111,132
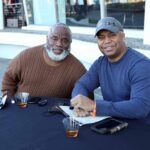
1,95,7,105
0,95,7,109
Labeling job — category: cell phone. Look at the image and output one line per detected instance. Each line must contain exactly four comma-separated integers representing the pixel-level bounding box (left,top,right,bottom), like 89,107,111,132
28,97,41,104
91,118,128,134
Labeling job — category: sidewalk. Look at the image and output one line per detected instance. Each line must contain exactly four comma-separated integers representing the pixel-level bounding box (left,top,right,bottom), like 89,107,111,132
0,26,150,96
0,26,150,62
0,32,100,66
1,26,150,70
1,25,150,49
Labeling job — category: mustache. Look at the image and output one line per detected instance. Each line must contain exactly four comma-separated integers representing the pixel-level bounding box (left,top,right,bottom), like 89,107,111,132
103,43,117,48
44,44,70,52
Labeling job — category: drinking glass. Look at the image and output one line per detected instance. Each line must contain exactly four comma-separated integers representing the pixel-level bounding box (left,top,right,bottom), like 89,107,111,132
15,92,30,108
62,117,80,138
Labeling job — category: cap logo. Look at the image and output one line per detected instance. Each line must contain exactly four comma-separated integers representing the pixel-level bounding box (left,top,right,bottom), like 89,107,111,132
98,21,117,27
106,21,116,26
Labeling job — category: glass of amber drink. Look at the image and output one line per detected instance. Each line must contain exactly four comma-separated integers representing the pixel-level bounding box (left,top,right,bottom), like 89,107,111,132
62,117,80,138
15,92,29,108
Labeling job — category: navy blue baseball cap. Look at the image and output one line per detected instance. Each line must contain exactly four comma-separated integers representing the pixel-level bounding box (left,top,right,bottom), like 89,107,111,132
95,17,123,36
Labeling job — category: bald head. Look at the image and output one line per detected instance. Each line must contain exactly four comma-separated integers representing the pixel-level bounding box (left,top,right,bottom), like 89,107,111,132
48,23,72,42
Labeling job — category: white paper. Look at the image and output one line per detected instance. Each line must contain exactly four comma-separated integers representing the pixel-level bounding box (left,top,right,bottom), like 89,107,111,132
59,106,110,125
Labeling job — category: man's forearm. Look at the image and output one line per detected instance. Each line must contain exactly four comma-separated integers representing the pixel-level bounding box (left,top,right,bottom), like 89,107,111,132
72,83,89,97
2,76,17,96
96,99,150,119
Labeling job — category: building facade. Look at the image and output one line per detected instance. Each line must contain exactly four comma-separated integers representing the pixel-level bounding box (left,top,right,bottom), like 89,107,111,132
0,0,149,45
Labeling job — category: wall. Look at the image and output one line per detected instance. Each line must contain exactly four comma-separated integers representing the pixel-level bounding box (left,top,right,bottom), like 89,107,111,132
0,0,4,29
144,0,150,45
33,0,66,25
33,0,55,25
58,0,66,23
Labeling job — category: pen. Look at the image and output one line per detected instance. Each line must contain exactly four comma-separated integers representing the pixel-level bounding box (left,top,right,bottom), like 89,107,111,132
69,106,74,110
69,105,96,117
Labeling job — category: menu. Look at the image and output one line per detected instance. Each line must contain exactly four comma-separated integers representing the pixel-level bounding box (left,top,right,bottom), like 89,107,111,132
59,106,110,125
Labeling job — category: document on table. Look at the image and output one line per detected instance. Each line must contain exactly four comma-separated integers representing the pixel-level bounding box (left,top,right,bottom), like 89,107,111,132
59,106,110,125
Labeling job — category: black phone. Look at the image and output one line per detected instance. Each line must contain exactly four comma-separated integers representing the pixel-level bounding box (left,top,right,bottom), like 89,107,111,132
28,97,41,104
91,118,128,134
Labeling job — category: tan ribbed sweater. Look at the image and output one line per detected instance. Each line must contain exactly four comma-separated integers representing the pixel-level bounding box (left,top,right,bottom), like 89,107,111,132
2,45,86,98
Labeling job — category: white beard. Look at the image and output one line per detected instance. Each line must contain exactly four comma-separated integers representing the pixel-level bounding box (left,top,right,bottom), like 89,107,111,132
45,45,70,61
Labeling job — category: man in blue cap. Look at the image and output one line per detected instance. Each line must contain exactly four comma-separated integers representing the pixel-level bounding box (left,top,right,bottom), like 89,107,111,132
71,17,150,124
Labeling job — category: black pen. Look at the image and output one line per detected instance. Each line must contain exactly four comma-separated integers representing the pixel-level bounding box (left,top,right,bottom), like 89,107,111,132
69,106,74,110
69,105,96,117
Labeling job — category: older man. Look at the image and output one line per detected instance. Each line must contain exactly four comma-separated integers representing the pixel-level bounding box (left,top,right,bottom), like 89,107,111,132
71,17,150,124
2,23,86,98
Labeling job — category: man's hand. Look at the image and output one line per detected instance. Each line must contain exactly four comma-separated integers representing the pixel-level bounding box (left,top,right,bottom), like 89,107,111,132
71,94,96,117
73,107,90,117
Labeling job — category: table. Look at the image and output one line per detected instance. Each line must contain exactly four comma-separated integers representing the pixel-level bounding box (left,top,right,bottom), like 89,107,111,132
0,97,150,150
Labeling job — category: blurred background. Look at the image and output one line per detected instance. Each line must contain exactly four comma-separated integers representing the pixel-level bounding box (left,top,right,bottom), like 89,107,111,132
1,0,145,29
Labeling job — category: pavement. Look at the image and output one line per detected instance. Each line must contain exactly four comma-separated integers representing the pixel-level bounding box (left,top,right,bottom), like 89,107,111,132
0,26,150,96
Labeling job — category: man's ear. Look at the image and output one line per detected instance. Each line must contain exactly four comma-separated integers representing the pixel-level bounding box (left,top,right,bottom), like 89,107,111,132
46,35,48,41
121,32,125,39
46,35,49,44
119,32,125,40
